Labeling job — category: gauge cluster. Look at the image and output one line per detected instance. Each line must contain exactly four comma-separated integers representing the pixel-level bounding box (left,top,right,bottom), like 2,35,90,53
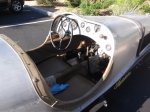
80,22,101,33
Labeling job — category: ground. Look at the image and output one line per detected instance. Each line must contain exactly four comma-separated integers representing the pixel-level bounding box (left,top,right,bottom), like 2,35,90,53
0,6,51,50
25,0,80,16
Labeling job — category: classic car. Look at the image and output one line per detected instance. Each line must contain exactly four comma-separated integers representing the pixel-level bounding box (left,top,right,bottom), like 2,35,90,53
0,0,24,13
0,13,149,112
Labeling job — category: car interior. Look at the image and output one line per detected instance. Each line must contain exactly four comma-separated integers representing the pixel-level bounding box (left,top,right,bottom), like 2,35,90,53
27,14,114,102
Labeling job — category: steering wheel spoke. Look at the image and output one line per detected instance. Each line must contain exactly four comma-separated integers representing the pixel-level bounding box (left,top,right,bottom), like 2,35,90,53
58,39,62,50
60,20,66,32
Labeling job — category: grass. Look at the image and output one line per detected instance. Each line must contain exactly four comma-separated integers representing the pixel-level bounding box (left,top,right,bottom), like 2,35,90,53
34,0,150,15
80,0,114,15
111,0,145,15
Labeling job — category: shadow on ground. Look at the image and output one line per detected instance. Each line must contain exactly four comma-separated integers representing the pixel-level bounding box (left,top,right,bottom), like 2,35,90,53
33,5,58,12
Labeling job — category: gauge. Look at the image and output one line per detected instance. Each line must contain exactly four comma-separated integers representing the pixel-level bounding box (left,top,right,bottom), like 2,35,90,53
81,22,85,28
106,44,111,51
86,26,90,32
94,25,101,32
71,20,77,30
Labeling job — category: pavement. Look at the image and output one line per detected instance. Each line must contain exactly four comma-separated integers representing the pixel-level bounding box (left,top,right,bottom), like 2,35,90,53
0,5,53,51
0,6,50,26
0,3,150,112
0,20,52,51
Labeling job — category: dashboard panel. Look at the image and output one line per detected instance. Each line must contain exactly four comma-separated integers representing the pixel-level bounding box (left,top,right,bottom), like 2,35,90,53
51,13,115,57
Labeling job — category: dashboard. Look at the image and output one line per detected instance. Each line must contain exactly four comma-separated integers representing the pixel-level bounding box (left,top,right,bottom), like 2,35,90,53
50,13,115,57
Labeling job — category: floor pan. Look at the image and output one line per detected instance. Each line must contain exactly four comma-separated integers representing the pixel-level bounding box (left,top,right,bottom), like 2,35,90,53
55,74,94,101
37,57,70,78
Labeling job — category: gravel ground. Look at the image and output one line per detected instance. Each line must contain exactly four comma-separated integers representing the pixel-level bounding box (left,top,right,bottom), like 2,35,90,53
25,1,80,17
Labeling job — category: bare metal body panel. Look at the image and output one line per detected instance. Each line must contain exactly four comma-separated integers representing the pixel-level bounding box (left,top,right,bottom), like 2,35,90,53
0,35,61,112
80,15,150,108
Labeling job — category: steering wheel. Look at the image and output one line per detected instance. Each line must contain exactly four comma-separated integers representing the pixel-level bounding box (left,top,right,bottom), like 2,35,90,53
50,15,74,50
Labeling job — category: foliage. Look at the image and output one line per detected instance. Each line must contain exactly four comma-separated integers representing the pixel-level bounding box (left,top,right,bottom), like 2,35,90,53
78,0,149,15
67,0,81,7
141,3,150,13
111,0,146,15
80,0,114,15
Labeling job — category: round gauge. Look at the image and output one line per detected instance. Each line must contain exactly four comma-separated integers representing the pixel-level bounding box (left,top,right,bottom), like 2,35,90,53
71,20,77,30
105,44,111,51
81,22,85,28
86,26,90,32
94,25,101,32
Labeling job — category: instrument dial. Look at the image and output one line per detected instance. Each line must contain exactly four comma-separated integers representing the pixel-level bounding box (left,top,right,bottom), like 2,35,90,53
94,25,101,32
81,22,85,28
86,26,90,32
106,44,112,51
71,20,78,30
